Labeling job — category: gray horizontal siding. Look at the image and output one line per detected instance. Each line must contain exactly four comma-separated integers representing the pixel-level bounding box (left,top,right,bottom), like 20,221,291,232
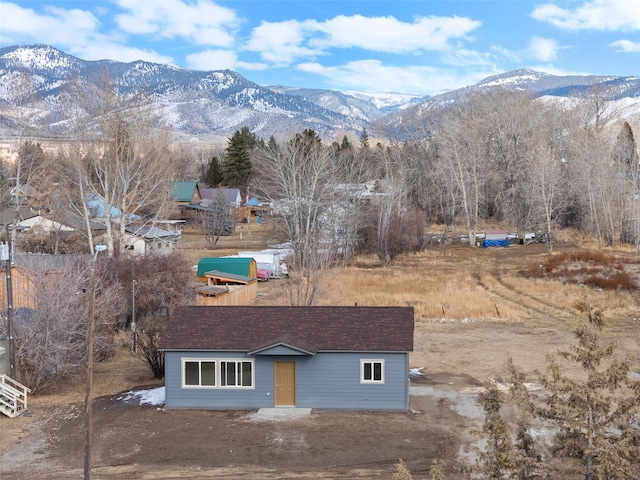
164,351,409,410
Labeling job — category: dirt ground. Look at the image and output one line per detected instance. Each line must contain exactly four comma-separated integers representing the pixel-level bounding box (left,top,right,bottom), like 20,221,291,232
1,230,639,479
0,369,481,479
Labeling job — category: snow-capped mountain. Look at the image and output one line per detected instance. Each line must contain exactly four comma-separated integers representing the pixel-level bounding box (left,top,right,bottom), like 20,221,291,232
268,86,426,121
0,45,368,141
376,68,640,140
1,45,640,142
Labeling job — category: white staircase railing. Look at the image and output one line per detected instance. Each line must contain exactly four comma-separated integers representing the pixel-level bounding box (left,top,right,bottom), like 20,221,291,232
0,375,31,418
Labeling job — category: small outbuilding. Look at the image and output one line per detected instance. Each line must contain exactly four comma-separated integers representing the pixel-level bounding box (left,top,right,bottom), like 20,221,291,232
160,306,415,410
195,270,257,305
196,257,257,281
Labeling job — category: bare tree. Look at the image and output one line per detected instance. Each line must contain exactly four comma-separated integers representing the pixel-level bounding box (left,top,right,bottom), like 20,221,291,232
435,96,489,247
253,130,339,305
528,103,577,253
133,314,167,379
102,254,195,377
58,72,177,257
202,193,234,248
0,256,122,392
360,144,422,264
5,72,45,251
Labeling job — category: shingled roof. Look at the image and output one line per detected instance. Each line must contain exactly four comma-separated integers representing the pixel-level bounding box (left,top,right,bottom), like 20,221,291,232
160,306,414,353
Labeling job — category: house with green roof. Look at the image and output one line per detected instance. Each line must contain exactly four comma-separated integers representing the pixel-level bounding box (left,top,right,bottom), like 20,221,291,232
170,181,202,205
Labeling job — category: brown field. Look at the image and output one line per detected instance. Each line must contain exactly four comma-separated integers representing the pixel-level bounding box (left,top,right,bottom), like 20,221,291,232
1,222,639,479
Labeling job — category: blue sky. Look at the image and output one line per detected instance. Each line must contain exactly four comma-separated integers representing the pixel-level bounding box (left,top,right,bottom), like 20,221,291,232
1,0,639,95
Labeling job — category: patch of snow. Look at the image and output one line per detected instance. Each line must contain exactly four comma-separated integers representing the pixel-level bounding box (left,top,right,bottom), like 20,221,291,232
342,90,423,109
118,386,165,406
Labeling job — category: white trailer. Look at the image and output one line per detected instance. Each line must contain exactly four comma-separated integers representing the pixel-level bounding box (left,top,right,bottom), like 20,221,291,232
237,249,291,277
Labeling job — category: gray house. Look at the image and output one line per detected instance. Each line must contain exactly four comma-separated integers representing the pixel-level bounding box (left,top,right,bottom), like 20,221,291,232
160,306,414,410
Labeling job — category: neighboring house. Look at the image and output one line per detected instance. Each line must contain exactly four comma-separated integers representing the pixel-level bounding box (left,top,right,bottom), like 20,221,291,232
8,184,35,206
196,257,257,281
160,306,414,410
235,197,268,224
195,270,257,305
200,188,242,209
170,181,202,206
15,212,107,244
0,206,40,231
124,225,180,256
170,182,204,222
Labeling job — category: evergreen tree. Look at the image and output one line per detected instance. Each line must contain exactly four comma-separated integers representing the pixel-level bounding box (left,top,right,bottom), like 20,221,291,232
204,155,224,187
474,380,514,479
267,135,279,153
340,134,352,151
222,127,253,192
535,302,640,479
294,128,322,156
613,121,639,171
223,127,258,194
360,127,370,150
505,355,547,480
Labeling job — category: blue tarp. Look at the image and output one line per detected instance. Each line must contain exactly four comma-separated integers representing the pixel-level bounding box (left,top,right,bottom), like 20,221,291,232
482,239,509,248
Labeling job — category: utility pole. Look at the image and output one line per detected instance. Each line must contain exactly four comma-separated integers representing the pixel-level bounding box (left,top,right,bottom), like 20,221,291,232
131,278,137,352
83,244,106,480
1,240,14,378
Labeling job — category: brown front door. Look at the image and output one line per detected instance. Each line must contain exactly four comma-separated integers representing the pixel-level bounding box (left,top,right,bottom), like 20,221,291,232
274,362,296,406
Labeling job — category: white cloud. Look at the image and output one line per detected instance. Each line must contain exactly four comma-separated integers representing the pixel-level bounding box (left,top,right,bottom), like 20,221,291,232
532,0,640,31
0,2,173,64
309,14,480,53
244,19,322,65
114,0,239,46
0,2,100,46
609,39,640,52
186,49,237,70
79,43,173,64
528,37,561,61
297,59,488,95
186,49,268,71
245,14,480,66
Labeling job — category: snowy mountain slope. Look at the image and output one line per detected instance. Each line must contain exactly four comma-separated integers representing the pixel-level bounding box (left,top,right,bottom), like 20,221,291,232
1,45,640,142
0,45,365,140
376,68,640,140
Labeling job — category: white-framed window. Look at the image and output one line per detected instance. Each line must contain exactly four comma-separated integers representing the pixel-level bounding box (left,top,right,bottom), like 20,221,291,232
181,358,254,389
182,359,216,387
220,360,253,387
361,359,384,384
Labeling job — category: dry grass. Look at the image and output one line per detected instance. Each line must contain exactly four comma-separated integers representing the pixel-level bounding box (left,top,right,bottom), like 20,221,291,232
176,221,279,265
184,222,640,381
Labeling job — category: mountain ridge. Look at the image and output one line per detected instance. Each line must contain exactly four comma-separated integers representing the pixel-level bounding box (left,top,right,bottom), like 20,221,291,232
1,44,639,142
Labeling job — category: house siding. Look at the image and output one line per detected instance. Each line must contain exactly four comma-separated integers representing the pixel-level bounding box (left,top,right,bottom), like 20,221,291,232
164,351,409,410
